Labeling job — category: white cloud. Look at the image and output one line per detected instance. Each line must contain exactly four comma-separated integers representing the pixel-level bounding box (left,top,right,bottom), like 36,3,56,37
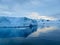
26,12,57,20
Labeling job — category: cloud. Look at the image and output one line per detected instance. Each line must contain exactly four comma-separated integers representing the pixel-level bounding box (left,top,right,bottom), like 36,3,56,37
0,0,60,19
0,11,12,15
1,0,12,2
29,0,41,6
26,12,57,20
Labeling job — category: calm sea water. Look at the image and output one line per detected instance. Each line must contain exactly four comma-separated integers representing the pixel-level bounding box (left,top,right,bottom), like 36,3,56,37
0,23,60,45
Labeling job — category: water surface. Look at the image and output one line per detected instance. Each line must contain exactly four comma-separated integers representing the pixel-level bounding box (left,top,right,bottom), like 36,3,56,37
0,23,60,45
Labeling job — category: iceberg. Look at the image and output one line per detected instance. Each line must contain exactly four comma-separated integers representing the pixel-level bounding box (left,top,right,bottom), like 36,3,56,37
0,16,38,38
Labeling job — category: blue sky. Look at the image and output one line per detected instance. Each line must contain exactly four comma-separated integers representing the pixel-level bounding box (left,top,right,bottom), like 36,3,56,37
0,0,60,20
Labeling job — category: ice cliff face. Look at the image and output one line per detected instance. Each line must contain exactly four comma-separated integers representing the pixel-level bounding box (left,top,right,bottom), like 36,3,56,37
0,16,37,27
